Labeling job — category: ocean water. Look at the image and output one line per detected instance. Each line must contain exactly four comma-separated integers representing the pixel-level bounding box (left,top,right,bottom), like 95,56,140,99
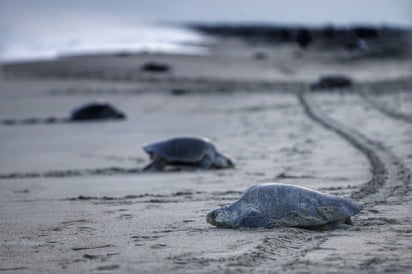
1,0,410,62
0,17,209,62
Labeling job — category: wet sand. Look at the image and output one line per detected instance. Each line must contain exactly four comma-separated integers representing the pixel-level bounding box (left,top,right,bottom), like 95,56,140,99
0,38,411,273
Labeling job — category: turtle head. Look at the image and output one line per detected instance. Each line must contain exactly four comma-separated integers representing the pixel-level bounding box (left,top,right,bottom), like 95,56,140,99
206,206,233,228
103,106,126,120
214,153,235,169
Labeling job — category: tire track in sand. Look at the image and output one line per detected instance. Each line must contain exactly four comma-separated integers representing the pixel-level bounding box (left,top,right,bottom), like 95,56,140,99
359,90,412,124
174,91,412,273
175,90,411,273
229,91,411,273
298,91,411,205
295,91,412,273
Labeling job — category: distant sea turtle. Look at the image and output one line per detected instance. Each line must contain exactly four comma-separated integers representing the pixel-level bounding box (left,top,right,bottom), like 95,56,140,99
142,137,234,171
70,102,126,121
207,183,361,230
310,75,353,90
1,102,126,125
141,62,171,73
296,28,312,49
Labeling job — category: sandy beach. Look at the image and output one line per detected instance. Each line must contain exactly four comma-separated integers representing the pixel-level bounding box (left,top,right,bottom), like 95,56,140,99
0,35,411,273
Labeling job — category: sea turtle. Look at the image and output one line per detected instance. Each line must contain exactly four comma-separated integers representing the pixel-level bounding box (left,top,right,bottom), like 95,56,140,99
207,183,362,230
142,137,234,171
70,102,126,121
296,28,312,49
310,75,353,90
141,62,171,73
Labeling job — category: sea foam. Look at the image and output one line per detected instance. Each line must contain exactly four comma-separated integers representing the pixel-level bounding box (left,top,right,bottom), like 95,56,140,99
0,16,210,62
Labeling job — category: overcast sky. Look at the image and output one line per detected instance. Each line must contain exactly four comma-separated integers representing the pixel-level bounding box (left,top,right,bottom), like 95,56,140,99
1,0,411,27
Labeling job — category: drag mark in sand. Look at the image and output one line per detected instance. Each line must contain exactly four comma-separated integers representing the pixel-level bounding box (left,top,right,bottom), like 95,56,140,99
0,167,233,180
63,190,240,206
0,167,142,179
0,117,67,126
298,91,411,204
72,244,114,251
358,90,412,124
169,228,327,273
0,267,27,271
284,90,412,272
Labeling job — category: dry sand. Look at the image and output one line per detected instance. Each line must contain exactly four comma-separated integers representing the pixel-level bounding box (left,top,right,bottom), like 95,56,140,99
0,38,411,273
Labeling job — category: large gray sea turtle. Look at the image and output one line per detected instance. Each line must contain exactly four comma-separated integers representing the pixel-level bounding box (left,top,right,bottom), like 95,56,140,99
207,183,361,230
142,137,234,171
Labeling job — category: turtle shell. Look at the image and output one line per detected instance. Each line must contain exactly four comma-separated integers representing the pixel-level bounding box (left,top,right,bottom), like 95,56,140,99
236,183,361,227
70,102,125,121
143,137,216,164
311,75,353,90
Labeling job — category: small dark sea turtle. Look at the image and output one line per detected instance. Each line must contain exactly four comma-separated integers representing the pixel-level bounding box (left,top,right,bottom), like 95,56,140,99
142,137,234,171
310,75,353,90
70,102,126,121
296,28,312,49
141,62,171,73
2,102,126,125
207,183,362,230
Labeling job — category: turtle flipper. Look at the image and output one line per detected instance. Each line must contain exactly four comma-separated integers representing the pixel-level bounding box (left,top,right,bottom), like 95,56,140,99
143,159,166,171
199,155,213,170
235,208,266,228
310,219,353,231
